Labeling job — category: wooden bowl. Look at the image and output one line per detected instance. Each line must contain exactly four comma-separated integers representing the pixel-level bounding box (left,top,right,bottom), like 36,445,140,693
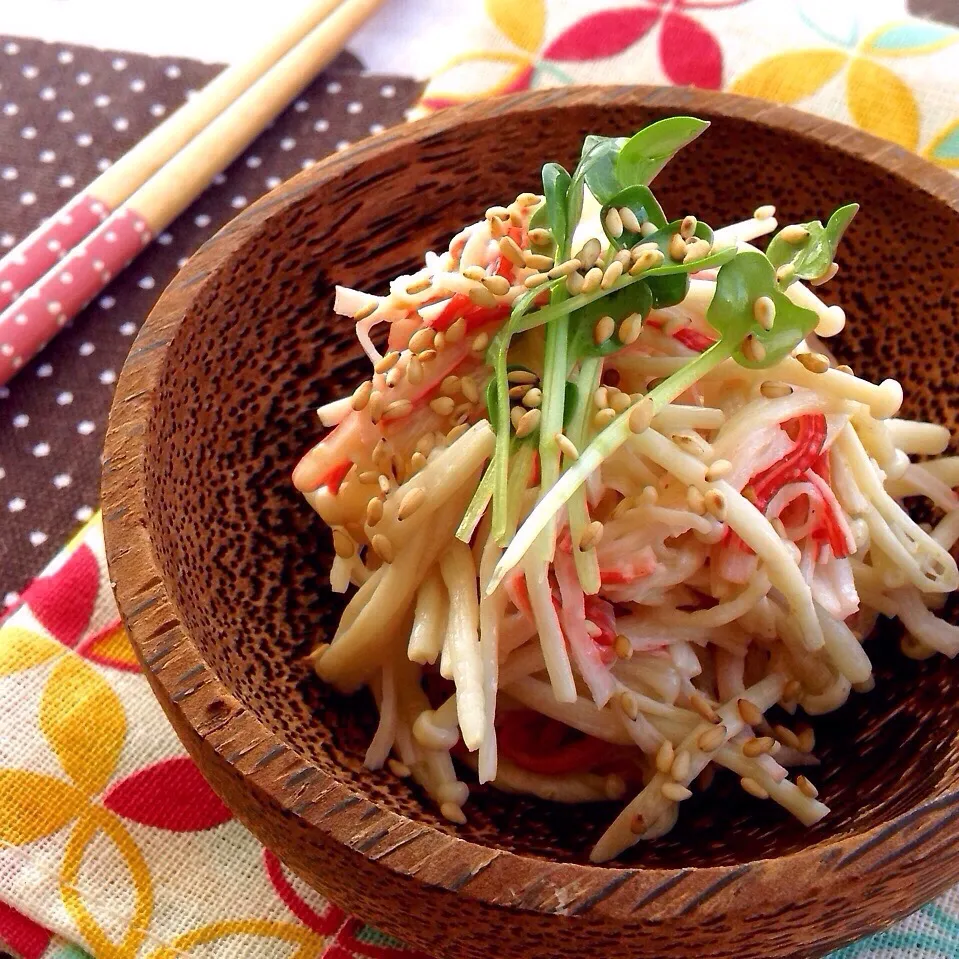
102,86,959,959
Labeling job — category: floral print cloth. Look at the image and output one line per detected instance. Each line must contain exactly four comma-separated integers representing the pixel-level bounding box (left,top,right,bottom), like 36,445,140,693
4,1,959,957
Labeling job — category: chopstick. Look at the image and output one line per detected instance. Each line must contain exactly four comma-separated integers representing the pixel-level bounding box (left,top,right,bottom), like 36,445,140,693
0,0,384,386
0,0,348,315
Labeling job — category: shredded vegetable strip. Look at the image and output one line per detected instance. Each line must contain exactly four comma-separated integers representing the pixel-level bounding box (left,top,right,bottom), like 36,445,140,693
296,119,959,858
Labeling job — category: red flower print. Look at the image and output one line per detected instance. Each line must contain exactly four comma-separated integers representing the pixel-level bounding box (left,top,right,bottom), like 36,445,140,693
659,9,723,88
25,542,99,647
102,756,232,830
543,7,661,60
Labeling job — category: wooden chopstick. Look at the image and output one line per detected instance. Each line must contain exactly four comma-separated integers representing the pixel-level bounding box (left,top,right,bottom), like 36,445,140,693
0,0,351,318
0,0,384,386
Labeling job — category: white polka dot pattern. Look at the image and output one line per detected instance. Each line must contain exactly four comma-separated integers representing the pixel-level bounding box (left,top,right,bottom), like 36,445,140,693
0,32,423,595
0,206,151,383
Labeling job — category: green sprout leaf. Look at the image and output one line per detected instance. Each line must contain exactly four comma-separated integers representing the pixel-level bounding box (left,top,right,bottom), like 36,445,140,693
615,116,710,188
638,216,714,309
706,250,819,367
600,185,667,250
578,134,629,205
568,279,653,361
766,203,858,284
542,162,572,257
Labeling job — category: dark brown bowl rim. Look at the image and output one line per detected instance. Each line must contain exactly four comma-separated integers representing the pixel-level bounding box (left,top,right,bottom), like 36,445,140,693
103,84,959,927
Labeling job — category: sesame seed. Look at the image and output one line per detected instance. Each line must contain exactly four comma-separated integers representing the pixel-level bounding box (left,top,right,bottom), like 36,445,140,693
737,698,763,726
630,248,665,275
351,380,373,411
440,375,461,396
556,432,579,460
760,380,792,399
517,191,541,207
704,488,727,521
797,775,819,798
705,459,732,481
415,433,435,456
579,520,604,550
566,270,585,295
468,285,498,308
604,207,624,238
594,408,617,429
754,204,776,220
447,423,470,443
629,813,646,835
446,317,467,343
486,205,510,220
593,315,615,345
668,233,686,261
753,295,776,331
398,487,426,519
601,260,623,289
548,257,581,279
406,277,432,295
742,736,775,758
388,759,412,778
656,741,675,775
797,726,815,753
358,470,378,484
582,267,603,293
616,689,639,720
332,527,355,558
408,356,424,385
528,228,552,246
775,263,795,285
430,396,455,416
618,313,643,345
410,451,427,472
353,301,378,321
670,750,691,781
836,363,853,375
368,390,386,423
780,224,809,244
640,221,658,237
489,216,506,238
378,474,392,495
471,332,489,352
510,406,524,430
524,272,551,289
784,679,803,700
606,774,626,800
773,724,801,750
741,334,766,363
683,238,711,263
629,398,654,434
575,237,602,270
419,349,438,364
680,215,697,240
522,387,542,408
508,369,538,384
515,408,541,438
440,802,466,824
483,274,510,296
461,377,480,404
371,533,395,563
509,383,532,400
593,386,609,409
498,235,526,267
463,265,487,282
689,692,718,723
686,486,705,514
608,390,631,414
810,261,839,286
524,252,554,271
640,485,658,505
661,782,692,802
375,351,400,374
619,206,641,233
385,365,404,388
741,777,768,800
797,351,830,373
697,724,726,752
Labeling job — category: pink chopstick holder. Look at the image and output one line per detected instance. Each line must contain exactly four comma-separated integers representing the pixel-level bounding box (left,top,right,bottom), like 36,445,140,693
0,193,112,312
0,207,152,384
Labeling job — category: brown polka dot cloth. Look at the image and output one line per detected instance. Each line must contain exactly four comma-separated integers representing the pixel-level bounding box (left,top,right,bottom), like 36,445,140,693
0,35,422,603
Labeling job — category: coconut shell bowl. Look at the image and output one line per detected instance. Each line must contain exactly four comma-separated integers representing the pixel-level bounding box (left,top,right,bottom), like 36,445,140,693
101,86,959,959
